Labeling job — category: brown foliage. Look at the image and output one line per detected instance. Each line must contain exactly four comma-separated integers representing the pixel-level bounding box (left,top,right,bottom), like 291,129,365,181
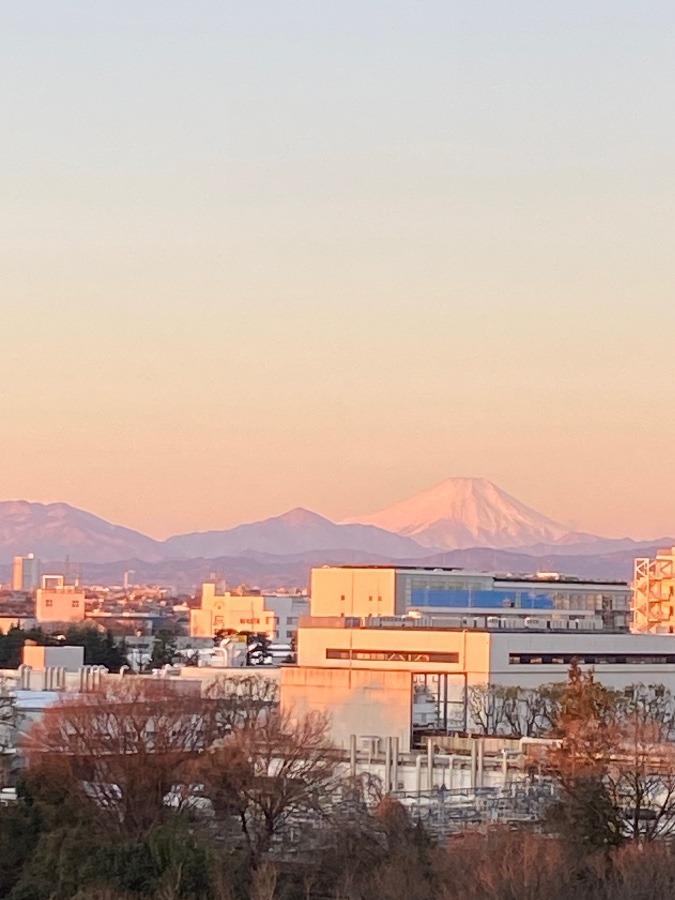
197,708,339,860
24,678,211,837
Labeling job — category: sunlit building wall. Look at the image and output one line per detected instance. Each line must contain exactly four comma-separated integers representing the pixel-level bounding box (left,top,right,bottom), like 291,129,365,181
633,547,675,633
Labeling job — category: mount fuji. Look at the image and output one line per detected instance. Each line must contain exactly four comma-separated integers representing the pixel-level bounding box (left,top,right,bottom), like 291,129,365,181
345,477,598,550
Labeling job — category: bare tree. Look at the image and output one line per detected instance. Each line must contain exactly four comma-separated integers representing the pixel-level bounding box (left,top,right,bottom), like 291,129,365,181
607,684,675,842
24,678,209,838
616,684,675,742
198,708,340,862
467,684,513,735
202,673,279,734
468,683,565,737
0,677,19,786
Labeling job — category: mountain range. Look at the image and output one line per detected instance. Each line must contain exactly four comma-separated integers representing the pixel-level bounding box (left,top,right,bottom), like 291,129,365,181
0,479,670,588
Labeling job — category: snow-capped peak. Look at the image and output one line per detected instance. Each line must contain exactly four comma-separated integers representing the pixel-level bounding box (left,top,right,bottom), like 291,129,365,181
344,477,577,550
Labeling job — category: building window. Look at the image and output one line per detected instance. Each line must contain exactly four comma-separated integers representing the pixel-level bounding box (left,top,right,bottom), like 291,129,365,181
71,600,80,608
509,653,675,665
326,649,459,663
340,595,345,601
45,598,53,608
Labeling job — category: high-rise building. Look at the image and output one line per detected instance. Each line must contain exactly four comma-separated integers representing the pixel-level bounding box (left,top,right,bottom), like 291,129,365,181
11,553,40,592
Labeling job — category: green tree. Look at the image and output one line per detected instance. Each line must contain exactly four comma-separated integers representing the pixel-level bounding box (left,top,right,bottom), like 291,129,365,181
149,629,178,670
63,626,129,672
0,626,128,672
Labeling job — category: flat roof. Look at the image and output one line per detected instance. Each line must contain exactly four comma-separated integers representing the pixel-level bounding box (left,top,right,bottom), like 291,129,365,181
316,565,628,587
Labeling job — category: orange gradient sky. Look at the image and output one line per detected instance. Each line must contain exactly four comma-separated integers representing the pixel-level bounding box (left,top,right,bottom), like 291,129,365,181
2,2,674,540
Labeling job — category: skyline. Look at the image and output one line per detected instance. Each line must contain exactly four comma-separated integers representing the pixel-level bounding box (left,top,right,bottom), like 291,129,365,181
3,3,675,540
3,472,674,544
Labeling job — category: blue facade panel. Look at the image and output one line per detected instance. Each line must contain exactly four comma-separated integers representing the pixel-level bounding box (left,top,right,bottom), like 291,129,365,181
410,589,555,610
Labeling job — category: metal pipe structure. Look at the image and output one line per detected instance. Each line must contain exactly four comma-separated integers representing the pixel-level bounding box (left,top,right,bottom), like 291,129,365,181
392,737,399,792
384,737,392,793
427,737,434,791
477,738,484,789
17,665,30,690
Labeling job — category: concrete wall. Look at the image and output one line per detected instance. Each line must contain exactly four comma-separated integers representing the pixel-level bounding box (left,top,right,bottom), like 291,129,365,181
296,624,492,682
281,664,414,751
310,568,398,617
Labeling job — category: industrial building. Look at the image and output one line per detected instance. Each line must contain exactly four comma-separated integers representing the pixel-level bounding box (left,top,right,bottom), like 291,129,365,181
268,564,674,753
283,613,675,752
310,565,631,630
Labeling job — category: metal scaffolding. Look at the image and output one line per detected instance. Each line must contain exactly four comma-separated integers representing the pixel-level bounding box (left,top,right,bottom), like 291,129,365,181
633,548,675,634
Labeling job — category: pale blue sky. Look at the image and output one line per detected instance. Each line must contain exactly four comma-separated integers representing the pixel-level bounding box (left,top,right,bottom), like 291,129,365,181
1,1,674,538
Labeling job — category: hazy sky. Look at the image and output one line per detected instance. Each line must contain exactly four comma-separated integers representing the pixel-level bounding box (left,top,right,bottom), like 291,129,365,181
2,1,674,540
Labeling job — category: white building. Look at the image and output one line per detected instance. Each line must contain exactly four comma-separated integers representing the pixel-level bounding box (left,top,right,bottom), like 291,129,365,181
282,614,675,753
263,594,309,643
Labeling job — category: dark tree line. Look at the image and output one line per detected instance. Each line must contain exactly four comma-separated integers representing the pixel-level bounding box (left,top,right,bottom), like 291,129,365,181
3,664,675,897
0,626,129,671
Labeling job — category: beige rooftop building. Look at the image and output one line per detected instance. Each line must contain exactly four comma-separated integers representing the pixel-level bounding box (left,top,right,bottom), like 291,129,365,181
35,575,86,625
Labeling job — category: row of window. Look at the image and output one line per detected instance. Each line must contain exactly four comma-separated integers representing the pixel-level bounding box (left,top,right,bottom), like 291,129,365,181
326,649,459,663
510,653,675,666
43,598,80,608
